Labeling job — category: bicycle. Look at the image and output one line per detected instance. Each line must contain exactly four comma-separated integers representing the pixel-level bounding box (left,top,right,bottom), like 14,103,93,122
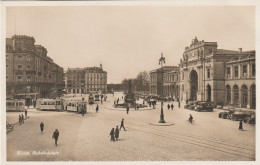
185,119,195,124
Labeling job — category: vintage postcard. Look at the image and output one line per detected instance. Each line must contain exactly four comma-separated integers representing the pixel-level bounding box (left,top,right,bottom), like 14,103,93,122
1,0,259,165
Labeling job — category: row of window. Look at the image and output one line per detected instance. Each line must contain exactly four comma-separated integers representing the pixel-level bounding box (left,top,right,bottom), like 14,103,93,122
226,64,255,78
163,74,179,82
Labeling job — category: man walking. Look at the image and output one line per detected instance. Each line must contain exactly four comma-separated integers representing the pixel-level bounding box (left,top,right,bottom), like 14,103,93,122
40,122,44,133
120,119,126,131
115,126,119,140
96,104,99,113
171,104,174,110
167,104,170,110
126,106,129,114
21,114,24,124
25,109,28,118
178,101,181,108
18,114,21,125
239,121,243,131
52,129,59,146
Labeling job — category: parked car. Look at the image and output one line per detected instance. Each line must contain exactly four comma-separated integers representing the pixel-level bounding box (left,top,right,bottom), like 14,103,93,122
195,101,214,112
184,101,194,109
229,112,249,121
189,101,197,110
244,114,255,124
218,110,234,119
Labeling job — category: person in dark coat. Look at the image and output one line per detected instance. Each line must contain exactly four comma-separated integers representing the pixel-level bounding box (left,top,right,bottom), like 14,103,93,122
25,110,28,118
18,114,21,125
167,104,170,110
96,104,99,113
21,114,24,124
178,101,181,108
120,119,126,131
52,129,59,146
126,106,129,114
115,126,119,140
40,122,44,133
109,128,115,141
239,121,243,130
171,104,174,110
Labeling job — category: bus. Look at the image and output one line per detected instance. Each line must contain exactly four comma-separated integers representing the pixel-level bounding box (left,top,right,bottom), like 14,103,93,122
36,98,63,111
6,99,25,112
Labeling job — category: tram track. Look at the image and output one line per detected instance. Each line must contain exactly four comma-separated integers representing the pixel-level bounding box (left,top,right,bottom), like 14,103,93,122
96,110,255,160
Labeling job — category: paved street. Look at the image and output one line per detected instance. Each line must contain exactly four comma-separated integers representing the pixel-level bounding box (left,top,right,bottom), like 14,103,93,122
6,92,255,161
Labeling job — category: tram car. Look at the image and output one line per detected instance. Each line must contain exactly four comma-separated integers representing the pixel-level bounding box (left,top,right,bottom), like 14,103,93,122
6,99,25,112
94,94,100,101
62,97,87,113
36,98,63,111
89,94,95,104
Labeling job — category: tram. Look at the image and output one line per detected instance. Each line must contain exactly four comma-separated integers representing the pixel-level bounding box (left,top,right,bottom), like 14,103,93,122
62,97,87,113
6,99,25,112
36,98,63,111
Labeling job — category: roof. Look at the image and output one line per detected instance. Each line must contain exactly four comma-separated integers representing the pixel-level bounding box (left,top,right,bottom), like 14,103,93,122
216,49,255,55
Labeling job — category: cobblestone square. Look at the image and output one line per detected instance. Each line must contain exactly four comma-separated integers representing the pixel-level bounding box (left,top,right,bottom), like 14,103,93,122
6,93,255,161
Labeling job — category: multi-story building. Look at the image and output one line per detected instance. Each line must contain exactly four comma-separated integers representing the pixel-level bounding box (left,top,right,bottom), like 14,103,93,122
178,37,255,108
65,68,85,94
65,64,107,94
149,66,177,96
6,35,64,105
162,67,180,99
149,37,255,109
224,53,255,109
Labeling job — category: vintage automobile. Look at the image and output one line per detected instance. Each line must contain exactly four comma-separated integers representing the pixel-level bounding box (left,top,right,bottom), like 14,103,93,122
229,111,249,121
243,114,255,124
195,101,214,112
189,101,197,110
184,101,194,109
218,110,235,119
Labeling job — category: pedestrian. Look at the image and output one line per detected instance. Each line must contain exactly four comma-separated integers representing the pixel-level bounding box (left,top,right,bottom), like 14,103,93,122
82,108,85,116
117,98,119,104
52,129,59,146
167,104,170,110
173,98,175,102
143,100,145,105
96,104,99,113
137,104,139,110
171,104,174,110
115,126,119,140
21,114,24,124
18,114,21,125
114,100,116,106
239,120,243,130
40,122,44,133
25,109,27,118
122,96,123,99
126,106,129,114
178,101,181,108
109,128,115,141
120,118,126,131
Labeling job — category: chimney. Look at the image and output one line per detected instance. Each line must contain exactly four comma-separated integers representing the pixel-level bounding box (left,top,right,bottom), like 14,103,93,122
238,48,242,53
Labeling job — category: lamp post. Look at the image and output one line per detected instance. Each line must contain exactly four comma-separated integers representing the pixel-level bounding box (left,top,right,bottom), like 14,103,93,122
159,53,166,123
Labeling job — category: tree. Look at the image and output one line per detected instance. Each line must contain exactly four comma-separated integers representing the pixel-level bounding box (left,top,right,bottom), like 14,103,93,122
136,71,150,94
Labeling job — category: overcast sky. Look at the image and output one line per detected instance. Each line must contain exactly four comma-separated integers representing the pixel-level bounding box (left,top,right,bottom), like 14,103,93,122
6,6,255,83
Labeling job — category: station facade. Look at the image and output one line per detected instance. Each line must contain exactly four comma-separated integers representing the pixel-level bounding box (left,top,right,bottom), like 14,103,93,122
149,37,255,109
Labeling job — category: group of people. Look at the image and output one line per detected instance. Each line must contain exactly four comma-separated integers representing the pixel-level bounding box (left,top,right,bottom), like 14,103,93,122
18,114,25,125
167,104,174,110
109,119,126,141
40,122,59,146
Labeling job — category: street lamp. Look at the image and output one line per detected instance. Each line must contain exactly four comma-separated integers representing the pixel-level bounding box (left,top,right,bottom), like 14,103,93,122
159,53,166,123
